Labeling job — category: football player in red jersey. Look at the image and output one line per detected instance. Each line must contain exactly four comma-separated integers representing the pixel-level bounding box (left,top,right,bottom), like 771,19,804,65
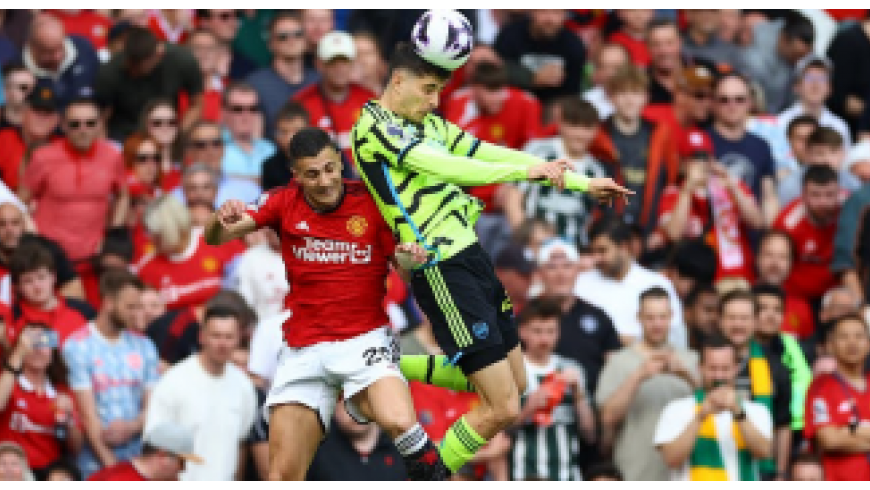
204,127,447,481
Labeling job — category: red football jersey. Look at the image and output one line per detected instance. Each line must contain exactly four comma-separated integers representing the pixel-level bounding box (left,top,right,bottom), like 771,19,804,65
0,299,88,348
658,185,756,281
246,181,395,348
294,83,375,166
782,294,816,340
773,199,839,301
87,461,149,481
804,372,870,480
0,378,80,470
134,228,242,311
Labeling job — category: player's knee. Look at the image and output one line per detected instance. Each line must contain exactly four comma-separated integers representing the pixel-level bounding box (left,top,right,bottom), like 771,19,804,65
483,389,521,429
375,406,419,439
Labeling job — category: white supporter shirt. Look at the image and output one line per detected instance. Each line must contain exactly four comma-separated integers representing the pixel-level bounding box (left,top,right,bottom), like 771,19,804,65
144,355,257,481
653,396,773,481
228,242,289,320
574,262,686,347
248,310,292,384
778,103,852,149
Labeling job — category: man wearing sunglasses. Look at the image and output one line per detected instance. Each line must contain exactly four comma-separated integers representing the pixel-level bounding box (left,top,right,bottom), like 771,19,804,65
21,97,129,265
220,83,275,183
196,10,256,80
247,11,319,139
0,63,35,131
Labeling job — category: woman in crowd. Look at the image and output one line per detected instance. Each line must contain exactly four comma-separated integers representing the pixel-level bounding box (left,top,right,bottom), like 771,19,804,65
138,98,183,186
0,324,82,478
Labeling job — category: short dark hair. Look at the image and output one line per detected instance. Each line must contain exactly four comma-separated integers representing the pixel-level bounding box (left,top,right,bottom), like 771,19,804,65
222,81,258,108
124,26,159,64
388,42,451,82
517,297,563,327
288,127,340,162
99,230,135,264
753,283,785,306
759,229,796,263
640,286,670,306
827,313,870,342
802,163,839,187
99,268,143,299
560,97,599,127
1,61,28,80
788,452,823,480
203,304,243,329
269,10,302,35
276,100,310,125
713,71,751,94
786,114,818,139
588,216,631,245
685,282,718,307
806,127,843,150
585,461,624,481
667,239,717,285
719,289,757,316
42,458,82,481
782,12,815,46
470,62,507,89
700,333,737,363
9,242,55,285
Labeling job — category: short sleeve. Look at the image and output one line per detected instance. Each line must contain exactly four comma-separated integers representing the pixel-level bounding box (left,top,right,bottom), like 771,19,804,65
653,398,695,446
246,188,287,231
62,340,93,391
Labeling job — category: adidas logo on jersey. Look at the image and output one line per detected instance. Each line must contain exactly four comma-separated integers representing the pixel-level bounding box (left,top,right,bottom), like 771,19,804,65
296,221,310,231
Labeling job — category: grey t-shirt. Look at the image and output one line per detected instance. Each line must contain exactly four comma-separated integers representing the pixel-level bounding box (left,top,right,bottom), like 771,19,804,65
595,346,698,481
246,65,320,138
607,120,651,225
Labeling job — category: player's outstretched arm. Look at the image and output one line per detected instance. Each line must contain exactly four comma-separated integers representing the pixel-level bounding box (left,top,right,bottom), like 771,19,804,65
204,199,258,246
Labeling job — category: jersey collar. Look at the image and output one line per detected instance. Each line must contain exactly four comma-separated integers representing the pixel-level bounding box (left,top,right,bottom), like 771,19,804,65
18,374,57,398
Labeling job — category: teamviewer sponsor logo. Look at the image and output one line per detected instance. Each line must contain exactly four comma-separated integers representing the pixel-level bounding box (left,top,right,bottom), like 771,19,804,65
292,237,372,264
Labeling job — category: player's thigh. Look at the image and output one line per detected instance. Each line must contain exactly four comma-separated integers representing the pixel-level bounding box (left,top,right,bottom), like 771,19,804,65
351,375,418,439
268,402,326,481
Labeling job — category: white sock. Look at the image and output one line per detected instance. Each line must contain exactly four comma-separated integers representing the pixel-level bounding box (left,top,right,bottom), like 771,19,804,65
394,423,428,457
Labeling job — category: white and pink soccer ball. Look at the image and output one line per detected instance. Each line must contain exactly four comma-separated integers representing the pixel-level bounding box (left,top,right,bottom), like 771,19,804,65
411,10,474,72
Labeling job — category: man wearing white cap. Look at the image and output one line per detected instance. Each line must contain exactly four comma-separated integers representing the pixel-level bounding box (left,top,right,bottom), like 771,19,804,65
293,30,376,170
87,424,203,481
537,238,621,397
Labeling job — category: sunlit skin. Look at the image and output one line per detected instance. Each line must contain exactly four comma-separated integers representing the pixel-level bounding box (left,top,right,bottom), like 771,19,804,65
519,316,561,362
757,234,793,285
17,268,57,308
756,294,784,339
719,298,756,354
639,297,672,348
827,318,870,375
294,146,345,211
803,180,840,225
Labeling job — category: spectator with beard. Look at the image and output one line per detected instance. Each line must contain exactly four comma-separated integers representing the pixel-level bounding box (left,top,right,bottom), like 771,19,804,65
95,26,203,142
145,305,256,481
0,203,80,304
21,98,129,265
682,10,741,69
247,12,319,139
220,82,276,182
179,164,220,229
803,314,870,480
294,31,375,169
174,121,260,208
0,63,34,130
0,79,60,193
773,165,842,304
17,14,100,108
645,20,684,105
708,72,779,225
582,43,630,120
596,286,699,481
494,9,587,105
196,10,257,80
755,230,815,340
62,270,158,479
260,102,309,191
683,283,720,351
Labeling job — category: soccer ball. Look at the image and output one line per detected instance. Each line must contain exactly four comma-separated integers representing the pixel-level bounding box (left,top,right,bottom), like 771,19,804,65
411,10,474,72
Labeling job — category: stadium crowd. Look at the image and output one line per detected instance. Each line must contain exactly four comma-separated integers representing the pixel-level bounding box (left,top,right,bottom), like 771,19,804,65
1,8,870,481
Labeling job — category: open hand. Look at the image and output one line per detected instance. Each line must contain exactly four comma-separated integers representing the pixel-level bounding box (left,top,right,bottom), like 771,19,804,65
588,178,634,206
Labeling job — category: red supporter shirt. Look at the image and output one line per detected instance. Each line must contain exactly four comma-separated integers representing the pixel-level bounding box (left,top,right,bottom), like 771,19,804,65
804,372,870,480
657,184,756,281
24,139,126,262
294,83,375,166
782,294,816,340
608,31,650,66
0,298,88,348
773,199,839,301
146,10,192,44
444,87,542,212
87,461,149,481
47,10,112,50
246,181,394,348
0,128,25,191
0,377,80,470
134,228,241,311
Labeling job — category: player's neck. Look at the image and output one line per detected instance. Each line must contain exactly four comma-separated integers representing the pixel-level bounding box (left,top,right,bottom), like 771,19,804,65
838,363,866,386
302,185,345,212
640,338,668,353
95,313,123,341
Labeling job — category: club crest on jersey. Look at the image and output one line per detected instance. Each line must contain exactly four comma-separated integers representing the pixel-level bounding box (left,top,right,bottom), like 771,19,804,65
473,322,489,340
347,215,367,237
202,256,218,273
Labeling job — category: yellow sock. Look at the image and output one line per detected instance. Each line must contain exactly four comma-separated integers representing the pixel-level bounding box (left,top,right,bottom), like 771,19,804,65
438,416,487,473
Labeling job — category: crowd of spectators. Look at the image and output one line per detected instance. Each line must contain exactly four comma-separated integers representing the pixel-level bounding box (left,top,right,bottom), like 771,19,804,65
1,8,870,481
